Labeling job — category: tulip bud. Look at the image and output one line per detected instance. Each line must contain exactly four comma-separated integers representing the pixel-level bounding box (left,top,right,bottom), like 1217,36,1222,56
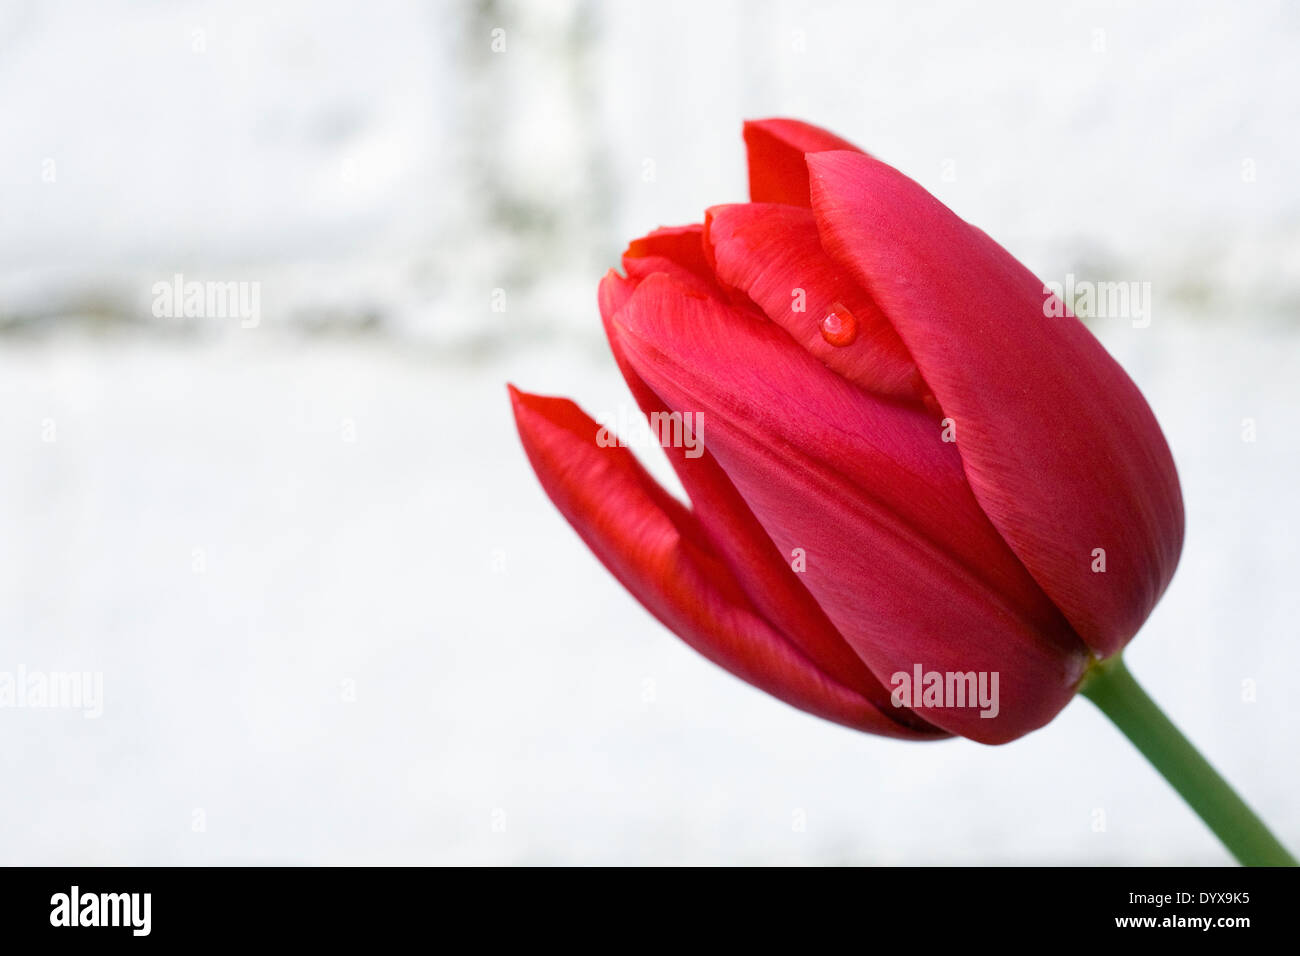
510,118,1183,745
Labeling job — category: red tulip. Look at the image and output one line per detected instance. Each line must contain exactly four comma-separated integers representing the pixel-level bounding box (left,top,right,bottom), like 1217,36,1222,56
509,118,1184,745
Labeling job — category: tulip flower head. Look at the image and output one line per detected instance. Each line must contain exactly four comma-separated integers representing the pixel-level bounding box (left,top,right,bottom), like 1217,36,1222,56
509,118,1184,745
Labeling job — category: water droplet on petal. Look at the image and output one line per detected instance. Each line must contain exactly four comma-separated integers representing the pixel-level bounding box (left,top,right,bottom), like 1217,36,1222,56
819,302,858,347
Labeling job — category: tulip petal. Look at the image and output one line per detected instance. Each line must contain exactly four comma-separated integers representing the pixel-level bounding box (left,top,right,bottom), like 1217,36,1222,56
625,224,714,280
611,274,1089,742
621,224,728,301
597,272,922,723
743,118,864,207
808,150,1185,657
704,202,925,402
508,385,943,739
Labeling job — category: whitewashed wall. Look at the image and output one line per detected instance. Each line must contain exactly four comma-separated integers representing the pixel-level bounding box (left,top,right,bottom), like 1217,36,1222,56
3,0,1297,338
1,0,1297,864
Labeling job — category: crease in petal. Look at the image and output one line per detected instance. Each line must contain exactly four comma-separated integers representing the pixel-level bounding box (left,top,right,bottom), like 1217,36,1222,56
808,150,1184,657
508,384,944,739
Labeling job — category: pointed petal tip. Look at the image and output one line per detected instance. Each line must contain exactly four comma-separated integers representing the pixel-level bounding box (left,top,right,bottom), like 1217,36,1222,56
506,382,545,413
506,381,530,414
742,118,860,149
743,120,865,206
508,387,595,448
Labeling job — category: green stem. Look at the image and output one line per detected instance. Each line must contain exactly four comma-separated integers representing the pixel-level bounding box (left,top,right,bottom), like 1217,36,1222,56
1080,654,1296,866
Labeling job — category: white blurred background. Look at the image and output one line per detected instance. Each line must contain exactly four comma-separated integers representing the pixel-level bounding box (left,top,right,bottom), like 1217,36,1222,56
1,0,1297,864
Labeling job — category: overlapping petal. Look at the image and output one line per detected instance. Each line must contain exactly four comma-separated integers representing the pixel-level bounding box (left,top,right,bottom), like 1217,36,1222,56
743,118,864,206
609,274,1089,742
704,202,925,402
807,150,1184,657
598,271,927,726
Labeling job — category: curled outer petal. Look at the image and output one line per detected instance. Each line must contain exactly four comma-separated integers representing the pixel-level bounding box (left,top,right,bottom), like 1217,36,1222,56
508,385,943,739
